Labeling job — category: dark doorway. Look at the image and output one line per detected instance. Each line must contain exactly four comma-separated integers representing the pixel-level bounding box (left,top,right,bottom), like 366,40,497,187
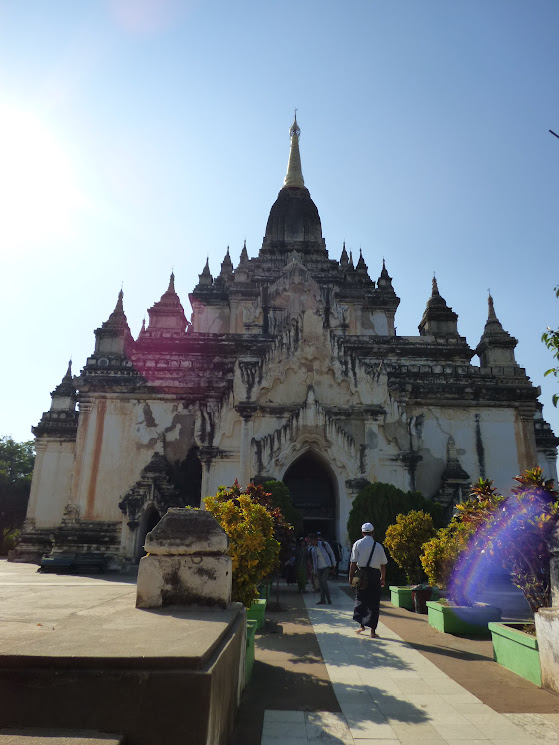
283,452,336,539
135,505,161,562
169,446,202,507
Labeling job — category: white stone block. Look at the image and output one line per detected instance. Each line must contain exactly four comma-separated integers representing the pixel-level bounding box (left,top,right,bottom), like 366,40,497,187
535,607,559,694
136,554,232,609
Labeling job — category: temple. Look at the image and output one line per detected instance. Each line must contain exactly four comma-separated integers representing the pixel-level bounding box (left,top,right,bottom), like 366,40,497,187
15,116,558,567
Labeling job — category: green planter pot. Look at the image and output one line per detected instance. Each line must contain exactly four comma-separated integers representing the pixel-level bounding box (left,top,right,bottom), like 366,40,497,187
390,586,442,611
245,619,258,683
427,600,501,635
488,622,541,686
390,586,414,610
247,598,266,630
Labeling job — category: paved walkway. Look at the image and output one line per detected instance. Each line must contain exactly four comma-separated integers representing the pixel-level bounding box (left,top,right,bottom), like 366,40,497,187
258,581,559,745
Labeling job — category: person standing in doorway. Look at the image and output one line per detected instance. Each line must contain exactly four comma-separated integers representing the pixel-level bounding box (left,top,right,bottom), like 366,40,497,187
309,533,336,604
349,522,387,638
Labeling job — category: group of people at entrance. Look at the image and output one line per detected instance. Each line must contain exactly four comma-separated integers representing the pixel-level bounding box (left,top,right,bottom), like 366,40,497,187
286,533,339,602
285,523,387,638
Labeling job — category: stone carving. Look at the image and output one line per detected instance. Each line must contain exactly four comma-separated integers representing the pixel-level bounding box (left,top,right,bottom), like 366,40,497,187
136,509,232,608
118,453,186,526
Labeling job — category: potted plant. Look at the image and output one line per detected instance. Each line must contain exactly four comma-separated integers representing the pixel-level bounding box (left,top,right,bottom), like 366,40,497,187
421,480,503,634
384,510,437,611
475,469,558,686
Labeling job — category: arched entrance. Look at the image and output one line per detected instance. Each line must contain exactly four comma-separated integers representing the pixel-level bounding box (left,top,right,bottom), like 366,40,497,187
134,504,161,562
283,451,337,539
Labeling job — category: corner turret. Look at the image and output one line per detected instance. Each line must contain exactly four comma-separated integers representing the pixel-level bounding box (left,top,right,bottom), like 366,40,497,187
32,361,78,438
197,258,213,287
219,247,234,283
418,276,459,337
142,273,188,339
93,289,134,358
475,293,518,366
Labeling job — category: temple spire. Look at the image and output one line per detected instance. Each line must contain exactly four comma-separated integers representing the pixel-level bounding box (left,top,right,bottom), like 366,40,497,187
340,241,349,267
283,112,305,189
488,292,498,321
114,289,124,314
432,274,439,296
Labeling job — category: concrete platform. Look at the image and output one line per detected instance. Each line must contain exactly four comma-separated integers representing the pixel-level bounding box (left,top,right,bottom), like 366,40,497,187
0,561,245,745
0,730,123,745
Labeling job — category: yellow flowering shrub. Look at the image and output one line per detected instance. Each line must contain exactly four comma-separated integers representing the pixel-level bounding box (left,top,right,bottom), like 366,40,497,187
204,492,280,607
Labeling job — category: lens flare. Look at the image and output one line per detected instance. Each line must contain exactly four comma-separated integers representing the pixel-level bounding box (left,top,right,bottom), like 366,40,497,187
449,492,550,611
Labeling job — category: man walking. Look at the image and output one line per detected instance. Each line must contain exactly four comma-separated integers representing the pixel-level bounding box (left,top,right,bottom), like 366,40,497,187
309,533,336,605
349,522,387,638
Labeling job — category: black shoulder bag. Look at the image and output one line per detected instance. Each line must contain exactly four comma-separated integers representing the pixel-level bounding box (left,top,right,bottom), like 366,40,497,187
351,541,376,591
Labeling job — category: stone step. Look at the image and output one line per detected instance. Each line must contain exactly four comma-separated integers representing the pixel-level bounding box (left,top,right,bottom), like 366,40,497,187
0,731,124,745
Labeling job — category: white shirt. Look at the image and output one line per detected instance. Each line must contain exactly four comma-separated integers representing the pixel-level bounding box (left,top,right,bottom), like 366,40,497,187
350,535,387,569
312,540,335,571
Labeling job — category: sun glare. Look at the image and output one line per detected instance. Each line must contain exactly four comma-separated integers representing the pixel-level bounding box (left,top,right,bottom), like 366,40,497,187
0,104,82,249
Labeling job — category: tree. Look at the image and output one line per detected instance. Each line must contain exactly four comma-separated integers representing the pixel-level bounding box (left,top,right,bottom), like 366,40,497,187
384,510,436,585
0,437,35,551
542,285,559,407
347,482,443,545
262,480,303,537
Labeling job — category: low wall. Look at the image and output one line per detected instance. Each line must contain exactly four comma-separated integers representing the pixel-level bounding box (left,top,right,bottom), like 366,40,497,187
0,605,246,745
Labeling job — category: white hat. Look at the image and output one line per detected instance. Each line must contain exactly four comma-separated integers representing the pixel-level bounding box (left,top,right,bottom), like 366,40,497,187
361,522,374,533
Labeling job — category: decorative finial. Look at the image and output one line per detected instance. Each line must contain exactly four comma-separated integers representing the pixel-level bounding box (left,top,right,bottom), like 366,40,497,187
432,274,439,296
284,113,304,188
168,271,175,292
488,292,497,320
290,109,300,139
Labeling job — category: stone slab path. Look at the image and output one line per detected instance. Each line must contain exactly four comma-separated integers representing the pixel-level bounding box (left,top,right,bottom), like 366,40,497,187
259,582,559,744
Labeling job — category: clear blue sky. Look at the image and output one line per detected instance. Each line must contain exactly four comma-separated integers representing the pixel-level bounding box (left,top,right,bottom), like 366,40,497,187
1,1,558,466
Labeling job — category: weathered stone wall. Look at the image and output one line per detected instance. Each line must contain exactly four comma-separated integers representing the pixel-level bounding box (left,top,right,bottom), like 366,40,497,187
72,397,197,523
26,439,75,527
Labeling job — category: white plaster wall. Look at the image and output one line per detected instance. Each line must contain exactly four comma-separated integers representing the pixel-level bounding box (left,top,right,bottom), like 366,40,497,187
473,409,520,494
407,406,520,498
28,440,75,527
74,397,196,521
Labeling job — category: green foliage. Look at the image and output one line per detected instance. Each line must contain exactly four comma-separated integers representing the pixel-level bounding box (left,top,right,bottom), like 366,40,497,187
204,482,280,607
384,510,436,584
477,468,559,613
0,527,20,554
262,480,303,538
0,437,35,539
420,479,503,603
542,285,559,407
347,482,443,546
420,523,474,596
